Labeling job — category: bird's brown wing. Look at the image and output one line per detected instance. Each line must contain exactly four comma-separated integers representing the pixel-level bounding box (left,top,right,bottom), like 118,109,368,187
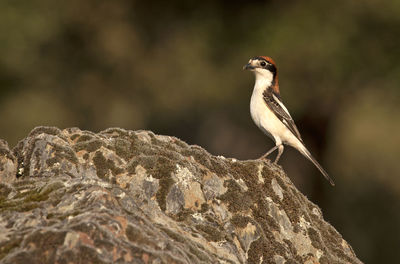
263,89,303,142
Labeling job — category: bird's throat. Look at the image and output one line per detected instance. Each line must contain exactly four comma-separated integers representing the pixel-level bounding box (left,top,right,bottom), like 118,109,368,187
254,77,273,94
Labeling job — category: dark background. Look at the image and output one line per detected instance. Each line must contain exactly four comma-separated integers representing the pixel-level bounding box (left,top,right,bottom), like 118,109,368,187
1,1,399,262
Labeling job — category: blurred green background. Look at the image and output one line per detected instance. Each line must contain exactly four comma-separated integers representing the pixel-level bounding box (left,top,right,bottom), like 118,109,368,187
1,0,399,262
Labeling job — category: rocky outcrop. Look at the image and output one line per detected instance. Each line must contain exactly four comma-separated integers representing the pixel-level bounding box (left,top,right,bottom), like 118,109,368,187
0,127,361,263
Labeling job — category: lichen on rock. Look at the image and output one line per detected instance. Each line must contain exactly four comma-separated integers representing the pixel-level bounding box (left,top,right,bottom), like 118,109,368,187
0,126,362,263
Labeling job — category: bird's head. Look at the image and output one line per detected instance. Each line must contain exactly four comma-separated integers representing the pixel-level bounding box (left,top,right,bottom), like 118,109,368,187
243,56,279,91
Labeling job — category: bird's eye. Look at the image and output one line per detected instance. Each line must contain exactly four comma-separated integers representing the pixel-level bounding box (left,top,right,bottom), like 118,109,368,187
260,61,266,67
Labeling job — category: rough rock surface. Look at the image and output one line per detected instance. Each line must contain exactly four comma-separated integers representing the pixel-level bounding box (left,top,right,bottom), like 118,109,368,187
0,127,362,264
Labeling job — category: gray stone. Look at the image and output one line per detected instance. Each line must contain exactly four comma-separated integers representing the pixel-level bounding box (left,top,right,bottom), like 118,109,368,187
0,126,362,263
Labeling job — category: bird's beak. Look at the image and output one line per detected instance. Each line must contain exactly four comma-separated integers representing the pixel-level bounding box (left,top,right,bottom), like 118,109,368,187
243,63,254,70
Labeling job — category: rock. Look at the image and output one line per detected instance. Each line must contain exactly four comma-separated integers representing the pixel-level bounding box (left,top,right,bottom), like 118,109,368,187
0,139,17,183
0,126,362,263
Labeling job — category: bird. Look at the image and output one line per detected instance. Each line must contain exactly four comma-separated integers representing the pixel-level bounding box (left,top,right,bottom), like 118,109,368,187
243,56,335,186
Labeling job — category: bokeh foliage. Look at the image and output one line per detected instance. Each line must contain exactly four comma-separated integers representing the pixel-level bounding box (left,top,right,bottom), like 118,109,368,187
1,0,399,262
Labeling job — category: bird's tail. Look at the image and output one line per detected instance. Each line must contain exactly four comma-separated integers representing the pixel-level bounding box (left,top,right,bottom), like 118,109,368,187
298,145,335,186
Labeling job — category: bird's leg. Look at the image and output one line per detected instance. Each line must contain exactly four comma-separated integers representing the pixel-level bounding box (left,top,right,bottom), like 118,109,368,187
259,145,280,160
274,145,284,164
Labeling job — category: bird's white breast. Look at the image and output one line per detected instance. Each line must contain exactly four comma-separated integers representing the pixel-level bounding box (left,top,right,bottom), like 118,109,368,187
250,82,268,129
249,79,295,145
